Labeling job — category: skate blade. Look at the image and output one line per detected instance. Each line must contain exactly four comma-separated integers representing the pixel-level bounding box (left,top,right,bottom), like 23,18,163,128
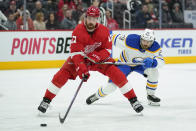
148,101,160,106
37,105,53,117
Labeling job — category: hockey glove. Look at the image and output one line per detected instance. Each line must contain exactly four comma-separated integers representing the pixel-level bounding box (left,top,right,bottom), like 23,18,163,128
143,57,157,68
77,63,90,82
72,54,90,82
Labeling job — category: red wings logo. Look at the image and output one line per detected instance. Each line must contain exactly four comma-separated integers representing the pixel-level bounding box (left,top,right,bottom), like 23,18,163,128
84,42,102,54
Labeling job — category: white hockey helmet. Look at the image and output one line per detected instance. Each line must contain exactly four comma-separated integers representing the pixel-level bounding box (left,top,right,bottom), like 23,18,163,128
141,29,155,42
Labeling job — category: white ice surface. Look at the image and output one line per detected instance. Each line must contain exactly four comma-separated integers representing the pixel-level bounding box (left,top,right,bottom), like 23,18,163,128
0,64,196,131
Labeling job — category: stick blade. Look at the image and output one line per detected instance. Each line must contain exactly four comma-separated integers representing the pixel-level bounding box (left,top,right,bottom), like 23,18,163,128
59,113,65,124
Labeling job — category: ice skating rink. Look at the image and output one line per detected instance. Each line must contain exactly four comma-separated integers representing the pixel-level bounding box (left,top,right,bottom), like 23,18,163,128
0,63,196,131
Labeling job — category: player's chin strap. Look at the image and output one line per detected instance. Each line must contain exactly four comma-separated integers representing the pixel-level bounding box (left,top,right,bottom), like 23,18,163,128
69,52,144,66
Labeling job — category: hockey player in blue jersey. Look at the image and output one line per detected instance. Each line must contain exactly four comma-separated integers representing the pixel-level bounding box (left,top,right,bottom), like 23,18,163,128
86,29,165,106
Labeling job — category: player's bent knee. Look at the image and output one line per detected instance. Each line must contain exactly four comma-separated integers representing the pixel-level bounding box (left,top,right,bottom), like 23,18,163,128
105,65,128,87
52,69,70,88
144,68,159,82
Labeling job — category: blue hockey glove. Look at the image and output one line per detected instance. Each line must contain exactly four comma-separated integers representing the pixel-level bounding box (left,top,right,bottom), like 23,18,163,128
143,57,157,68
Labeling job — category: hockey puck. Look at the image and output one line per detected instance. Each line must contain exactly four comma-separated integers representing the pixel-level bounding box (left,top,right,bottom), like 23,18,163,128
40,123,47,127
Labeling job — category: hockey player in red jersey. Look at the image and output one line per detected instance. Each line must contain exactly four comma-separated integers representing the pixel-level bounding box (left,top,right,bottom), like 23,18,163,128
38,6,143,114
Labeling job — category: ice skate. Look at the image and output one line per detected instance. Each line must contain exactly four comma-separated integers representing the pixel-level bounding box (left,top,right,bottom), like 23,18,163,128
147,95,161,106
38,97,51,113
129,97,144,113
86,93,99,105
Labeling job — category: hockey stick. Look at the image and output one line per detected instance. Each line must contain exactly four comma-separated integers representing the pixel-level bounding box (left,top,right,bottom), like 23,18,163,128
95,61,144,66
59,77,85,124
69,52,144,66
83,55,144,65
68,60,143,66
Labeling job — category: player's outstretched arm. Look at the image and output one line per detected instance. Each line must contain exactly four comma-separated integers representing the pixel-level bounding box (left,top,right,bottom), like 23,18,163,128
153,49,165,68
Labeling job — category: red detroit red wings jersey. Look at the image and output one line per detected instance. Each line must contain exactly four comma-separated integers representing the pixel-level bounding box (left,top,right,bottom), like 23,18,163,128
70,22,112,54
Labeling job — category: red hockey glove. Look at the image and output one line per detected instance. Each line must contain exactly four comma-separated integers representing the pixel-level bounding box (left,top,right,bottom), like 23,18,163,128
72,54,90,82
76,63,90,82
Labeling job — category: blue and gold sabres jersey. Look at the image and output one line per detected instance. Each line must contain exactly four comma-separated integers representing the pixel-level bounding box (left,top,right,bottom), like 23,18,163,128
111,34,165,67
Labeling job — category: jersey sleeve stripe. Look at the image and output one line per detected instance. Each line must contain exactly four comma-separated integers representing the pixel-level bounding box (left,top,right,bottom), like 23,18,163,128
121,51,127,62
120,54,125,62
113,34,120,46
123,50,128,62
111,34,116,43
